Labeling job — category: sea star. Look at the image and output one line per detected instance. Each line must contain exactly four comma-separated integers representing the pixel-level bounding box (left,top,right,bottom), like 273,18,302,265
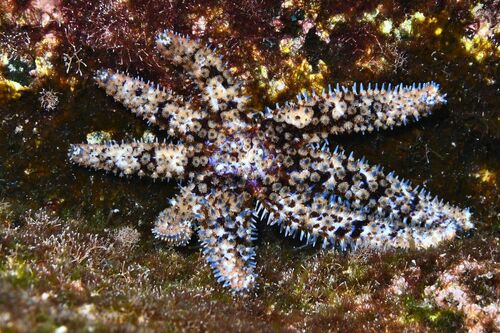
69,30,474,292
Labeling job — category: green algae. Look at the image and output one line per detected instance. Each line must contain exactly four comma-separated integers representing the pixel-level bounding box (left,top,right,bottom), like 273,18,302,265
2,57,35,87
402,296,464,333
0,258,37,289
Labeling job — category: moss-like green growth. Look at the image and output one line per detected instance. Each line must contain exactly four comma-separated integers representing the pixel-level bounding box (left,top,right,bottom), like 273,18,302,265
402,296,464,332
2,57,35,86
0,257,37,289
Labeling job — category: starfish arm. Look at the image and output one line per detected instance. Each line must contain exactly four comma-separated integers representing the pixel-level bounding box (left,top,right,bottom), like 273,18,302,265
266,82,447,139
261,146,473,250
153,208,193,246
156,30,247,113
68,142,189,181
152,184,202,246
256,196,369,251
197,191,257,292
95,69,207,137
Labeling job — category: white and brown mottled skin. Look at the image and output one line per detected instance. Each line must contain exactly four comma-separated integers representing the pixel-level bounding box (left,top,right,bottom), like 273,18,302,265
69,30,474,292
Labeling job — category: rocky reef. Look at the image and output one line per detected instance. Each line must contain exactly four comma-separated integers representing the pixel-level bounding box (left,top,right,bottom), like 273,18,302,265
0,0,498,331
